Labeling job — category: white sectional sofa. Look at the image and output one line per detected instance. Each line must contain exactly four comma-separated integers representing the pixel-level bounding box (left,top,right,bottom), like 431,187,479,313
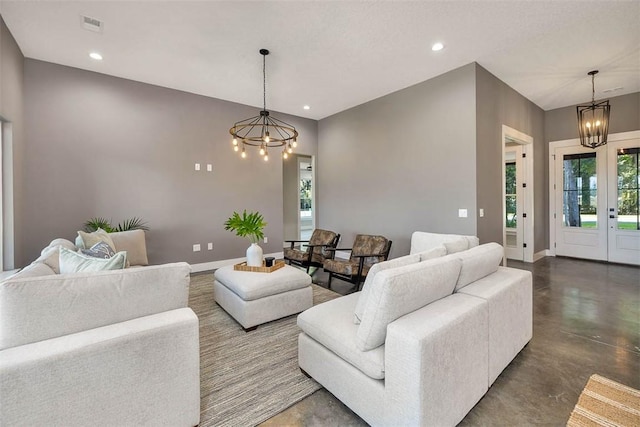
0,236,201,426
297,233,532,426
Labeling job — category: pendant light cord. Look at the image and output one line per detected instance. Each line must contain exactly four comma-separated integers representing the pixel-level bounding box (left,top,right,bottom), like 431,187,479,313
263,53,267,112
591,73,595,103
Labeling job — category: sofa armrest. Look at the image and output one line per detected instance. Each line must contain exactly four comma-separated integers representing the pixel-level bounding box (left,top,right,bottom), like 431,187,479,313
0,308,200,426
0,262,191,349
384,293,489,426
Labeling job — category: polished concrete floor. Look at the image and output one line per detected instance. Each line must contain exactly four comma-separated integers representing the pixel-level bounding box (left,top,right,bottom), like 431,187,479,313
261,256,640,426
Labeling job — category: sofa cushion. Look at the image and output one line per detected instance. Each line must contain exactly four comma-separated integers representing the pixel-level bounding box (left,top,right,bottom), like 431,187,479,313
409,231,478,255
298,293,386,379
4,263,56,281
454,242,504,291
356,256,462,351
353,253,421,324
109,230,149,266
59,247,127,274
32,238,77,273
77,229,116,252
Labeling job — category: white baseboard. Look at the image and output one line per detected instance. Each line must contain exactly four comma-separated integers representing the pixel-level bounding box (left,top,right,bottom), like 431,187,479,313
190,251,284,273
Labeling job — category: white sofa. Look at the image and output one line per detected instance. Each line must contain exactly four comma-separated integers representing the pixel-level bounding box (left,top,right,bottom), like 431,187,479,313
297,233,532,426
0,237,201,426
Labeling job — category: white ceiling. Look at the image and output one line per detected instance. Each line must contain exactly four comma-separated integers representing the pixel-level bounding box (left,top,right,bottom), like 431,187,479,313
1,1,639,120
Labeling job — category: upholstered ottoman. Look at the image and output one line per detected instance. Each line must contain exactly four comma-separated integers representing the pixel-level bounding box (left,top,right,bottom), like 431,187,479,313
214,264,313,331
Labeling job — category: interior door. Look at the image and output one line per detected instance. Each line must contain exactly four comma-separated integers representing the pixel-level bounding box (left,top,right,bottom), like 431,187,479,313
607,139,640,265
554,145,608,261
505,146,524,260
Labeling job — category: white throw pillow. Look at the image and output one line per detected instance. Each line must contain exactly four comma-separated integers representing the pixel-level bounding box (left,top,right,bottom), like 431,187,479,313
353,253,421,324
416,245,447,262
454,242,504,291
443,238,469,254
77,228,116,252
356,256,462,351
59,247,127,274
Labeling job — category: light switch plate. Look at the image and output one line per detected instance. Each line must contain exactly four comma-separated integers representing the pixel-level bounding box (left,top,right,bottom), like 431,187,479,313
195,163,201,171
479,208,484,217
207,164,212,172
207,243,213,250
193,244,201,252
458,209,468,218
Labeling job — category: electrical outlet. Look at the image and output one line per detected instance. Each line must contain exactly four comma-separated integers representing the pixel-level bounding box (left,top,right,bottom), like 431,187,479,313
207,164,212,172
479,208,485,217
193,244,201,252
194,163,200,171
263,237,268,244
458,209,468,218
207,243,213,250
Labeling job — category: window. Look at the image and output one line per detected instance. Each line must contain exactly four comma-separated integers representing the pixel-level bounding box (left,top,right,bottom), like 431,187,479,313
617,148,640,230
562,153,597,228
505,161,517,228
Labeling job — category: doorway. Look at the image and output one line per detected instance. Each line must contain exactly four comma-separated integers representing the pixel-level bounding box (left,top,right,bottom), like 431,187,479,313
549,131,640,265
502,125,534,262
282,154,315,245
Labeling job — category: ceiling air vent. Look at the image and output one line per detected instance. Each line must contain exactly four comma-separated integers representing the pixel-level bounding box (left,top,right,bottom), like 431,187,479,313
81,15,103,33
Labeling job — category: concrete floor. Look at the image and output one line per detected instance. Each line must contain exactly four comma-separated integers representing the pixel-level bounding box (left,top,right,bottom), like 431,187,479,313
261,256,640,426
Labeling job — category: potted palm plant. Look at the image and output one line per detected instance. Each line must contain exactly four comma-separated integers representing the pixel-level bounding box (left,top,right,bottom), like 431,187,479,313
224,210,267,267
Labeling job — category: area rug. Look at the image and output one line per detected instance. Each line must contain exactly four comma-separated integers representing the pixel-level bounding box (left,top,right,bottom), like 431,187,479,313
567,374,640,427
189,272,339,427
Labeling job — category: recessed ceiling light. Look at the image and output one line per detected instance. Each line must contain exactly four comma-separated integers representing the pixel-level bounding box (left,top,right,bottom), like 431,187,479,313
431,42,444,52
303,105,310,110
89,52,103,61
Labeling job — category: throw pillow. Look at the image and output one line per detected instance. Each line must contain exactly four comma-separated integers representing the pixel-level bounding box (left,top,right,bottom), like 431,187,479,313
81,241,116,259
59,247,127,274
443,238,469,254
77,228,116,253
454,242,504,291
353,253,421,324
356,256,462,351
109,230,149,266
416,245,447,262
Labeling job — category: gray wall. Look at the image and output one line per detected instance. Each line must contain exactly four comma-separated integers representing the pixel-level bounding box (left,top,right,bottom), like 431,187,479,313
545,92,640,142
318,64,477,257
475,64,546,252
0,16,24,268
22,59,317,267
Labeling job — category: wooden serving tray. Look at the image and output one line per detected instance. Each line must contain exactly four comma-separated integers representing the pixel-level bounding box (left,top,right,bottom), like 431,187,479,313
233,260,285,273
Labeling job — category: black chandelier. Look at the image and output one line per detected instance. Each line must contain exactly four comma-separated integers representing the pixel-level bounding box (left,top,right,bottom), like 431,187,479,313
576,70,610,149
229,49,298,161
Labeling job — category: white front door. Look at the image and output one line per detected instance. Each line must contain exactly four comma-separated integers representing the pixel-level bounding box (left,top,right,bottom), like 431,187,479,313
551,132,640,266
554,146,608,261
607,138,640,265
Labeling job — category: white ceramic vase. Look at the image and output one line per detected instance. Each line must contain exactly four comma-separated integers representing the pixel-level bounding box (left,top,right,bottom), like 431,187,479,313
246,243,263,267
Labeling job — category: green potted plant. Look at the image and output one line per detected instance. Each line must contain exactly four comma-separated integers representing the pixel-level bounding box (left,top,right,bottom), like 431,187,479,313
224,210,267,267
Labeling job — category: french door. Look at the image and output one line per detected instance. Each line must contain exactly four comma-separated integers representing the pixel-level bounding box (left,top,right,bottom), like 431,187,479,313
552,134,640,265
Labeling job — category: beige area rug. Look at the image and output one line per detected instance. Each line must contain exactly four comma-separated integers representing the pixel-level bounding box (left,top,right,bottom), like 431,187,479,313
567,374,640,427
189,273,339,427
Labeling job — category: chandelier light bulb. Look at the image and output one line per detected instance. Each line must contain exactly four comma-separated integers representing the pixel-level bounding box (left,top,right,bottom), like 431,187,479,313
287,145,293,154
241,148,246,158
232,138,238,146
292,140,298,148
586,122,591,128
283,151,288,159
264,131,270,143
595,120,601,126
259,145,265,156
264,154,269,161
233,145,239,152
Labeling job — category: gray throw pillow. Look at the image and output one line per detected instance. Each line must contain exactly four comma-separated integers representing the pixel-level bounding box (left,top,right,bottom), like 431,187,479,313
81,241,116,259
